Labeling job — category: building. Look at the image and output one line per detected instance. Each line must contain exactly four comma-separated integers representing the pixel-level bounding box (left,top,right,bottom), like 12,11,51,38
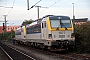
73,18,88,25
0,26,20,34
6,26,20,32
0,26,3,34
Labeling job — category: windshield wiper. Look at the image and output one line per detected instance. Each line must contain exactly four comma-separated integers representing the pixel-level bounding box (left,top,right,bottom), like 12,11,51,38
56,25,60,30
56,19,68,30
61,23,68,30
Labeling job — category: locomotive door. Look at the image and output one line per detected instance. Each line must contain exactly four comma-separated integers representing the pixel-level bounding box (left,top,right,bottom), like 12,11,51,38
21,26,26,39
41,22,47,39
21,27,24,39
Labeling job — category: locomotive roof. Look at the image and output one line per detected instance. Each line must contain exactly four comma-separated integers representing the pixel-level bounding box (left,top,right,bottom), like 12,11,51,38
49,16,70,20
26,15,70,27
26,21,39,28
41,15,70,22
16,27,21,30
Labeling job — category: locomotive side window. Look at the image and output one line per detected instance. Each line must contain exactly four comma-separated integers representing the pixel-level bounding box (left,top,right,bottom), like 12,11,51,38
15,30,21,35
42,18,46,28
42,22,46,28
42,23,44,28
34,24,41,33
26,24,41,34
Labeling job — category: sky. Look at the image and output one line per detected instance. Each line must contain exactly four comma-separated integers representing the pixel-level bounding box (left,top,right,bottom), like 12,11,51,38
0,0,90,26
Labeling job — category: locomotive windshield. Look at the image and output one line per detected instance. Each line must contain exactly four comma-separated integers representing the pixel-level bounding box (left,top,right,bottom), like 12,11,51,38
50,16,71,28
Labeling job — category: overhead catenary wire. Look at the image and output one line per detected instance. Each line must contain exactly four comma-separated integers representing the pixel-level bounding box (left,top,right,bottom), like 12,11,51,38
20,0,66,21
19,0,42,21
29,0,42,10
7,0,15,15
0,0,15,26
30,0,61,19
0,0,7,22
14,0,71,22
3,0,7,14
1,0,15,16
30,0,72,19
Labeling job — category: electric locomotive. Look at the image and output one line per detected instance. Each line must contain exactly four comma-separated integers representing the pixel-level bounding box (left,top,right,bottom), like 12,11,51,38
15,15,75,51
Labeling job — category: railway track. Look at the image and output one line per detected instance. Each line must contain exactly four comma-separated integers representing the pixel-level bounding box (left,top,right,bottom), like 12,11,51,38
46,52,90,60
64,53,90,60
0,46,12,60
18,43,90,60
1,41,90,60
0,42,36,60
27,45,90,60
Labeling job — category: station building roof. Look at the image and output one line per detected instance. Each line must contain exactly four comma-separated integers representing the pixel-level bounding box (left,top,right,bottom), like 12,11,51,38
73,18,88,22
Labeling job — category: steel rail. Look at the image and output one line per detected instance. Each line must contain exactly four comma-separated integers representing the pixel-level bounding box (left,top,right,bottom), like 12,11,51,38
0,46,13,60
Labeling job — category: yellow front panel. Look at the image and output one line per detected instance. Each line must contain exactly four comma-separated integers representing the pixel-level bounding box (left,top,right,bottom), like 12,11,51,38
23,26,26,35
46,18,51,30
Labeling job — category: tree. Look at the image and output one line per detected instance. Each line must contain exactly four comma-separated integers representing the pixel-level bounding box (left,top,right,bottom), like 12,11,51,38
75,22,90,53
22,19,34,26
0,29,15,41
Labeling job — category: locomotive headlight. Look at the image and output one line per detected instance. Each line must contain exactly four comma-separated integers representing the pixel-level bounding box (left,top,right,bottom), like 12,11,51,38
71,33,75,38
71,33,75,41
48,34,52,40
68,35,70,37
48,34,52,38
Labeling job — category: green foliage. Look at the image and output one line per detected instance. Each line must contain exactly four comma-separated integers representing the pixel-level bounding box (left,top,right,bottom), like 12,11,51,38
0,34,3,40
75,22,90,53
24,19,34,24
22,19,34,26
0,30,15,41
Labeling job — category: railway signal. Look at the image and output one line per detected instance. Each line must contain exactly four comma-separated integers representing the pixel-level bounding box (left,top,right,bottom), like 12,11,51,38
2,23,5,30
